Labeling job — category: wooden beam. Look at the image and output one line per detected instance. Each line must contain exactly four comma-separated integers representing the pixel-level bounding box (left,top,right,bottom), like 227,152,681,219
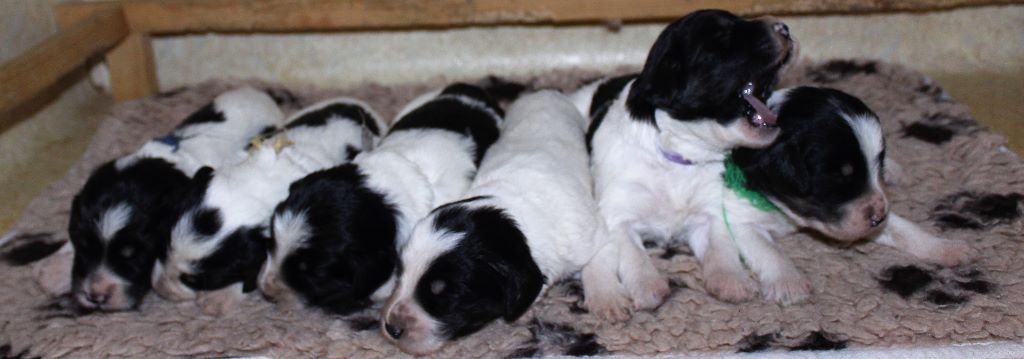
106,32,159,102
56,0,1023,34
0,7,128,120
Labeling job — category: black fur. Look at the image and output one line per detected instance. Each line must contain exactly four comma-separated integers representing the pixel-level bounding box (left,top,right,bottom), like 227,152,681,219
586,74,637,152
1,233,61,266
625,10,788,123
285,102,381,136
733,87,882,224
878,265,934,298
932,191,1023,230
183,226,269,293
69,158,191,309
176,103,225,128
415,205,545,340
273,164,400,315
440,82,506,117
388,84,502,165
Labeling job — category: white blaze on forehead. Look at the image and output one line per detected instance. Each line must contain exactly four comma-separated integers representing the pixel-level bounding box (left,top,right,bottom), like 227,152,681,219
99,204,133,242
843,113,885,188
394,217,465,297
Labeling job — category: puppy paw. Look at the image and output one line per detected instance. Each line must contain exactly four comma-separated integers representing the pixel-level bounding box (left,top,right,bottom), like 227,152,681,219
628,275,670,311
921,239,978,267
704,270,758,303
584,289,633,322
761,272,811,305
196,290,239,316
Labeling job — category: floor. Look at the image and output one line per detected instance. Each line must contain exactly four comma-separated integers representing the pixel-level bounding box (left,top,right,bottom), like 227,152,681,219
0,6,1021,234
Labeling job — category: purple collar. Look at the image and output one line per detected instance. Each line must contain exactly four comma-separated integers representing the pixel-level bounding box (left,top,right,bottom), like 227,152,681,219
659,147,695,166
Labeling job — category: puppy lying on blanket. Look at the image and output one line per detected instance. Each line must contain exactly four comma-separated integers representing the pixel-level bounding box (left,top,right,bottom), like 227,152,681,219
570,9,798,319
381,91,602,355
152,97,383,315
68,87,284,311
707,86,977,304
258,83,502,315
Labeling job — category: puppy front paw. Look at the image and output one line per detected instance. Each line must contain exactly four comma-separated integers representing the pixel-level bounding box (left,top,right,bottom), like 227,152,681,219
628,274,670,311
196,288,242,316
920,239,978,267
761,271,811,305
703,269,758,303
584,288,633,322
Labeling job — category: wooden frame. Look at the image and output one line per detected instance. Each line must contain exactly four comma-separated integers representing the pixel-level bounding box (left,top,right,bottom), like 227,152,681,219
1,0,1020,130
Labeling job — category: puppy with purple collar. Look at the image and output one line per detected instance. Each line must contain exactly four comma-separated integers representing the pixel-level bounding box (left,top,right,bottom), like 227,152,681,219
381,91,602,355
152,97,384,315
257,83,503,315
69,87,284,311
703,86,976,304
570,9,798,319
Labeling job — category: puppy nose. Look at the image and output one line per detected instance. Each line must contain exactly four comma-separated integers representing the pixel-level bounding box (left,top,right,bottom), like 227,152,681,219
384,322,404,339
867,201,888,227
86,291,109,305
773,22,791,39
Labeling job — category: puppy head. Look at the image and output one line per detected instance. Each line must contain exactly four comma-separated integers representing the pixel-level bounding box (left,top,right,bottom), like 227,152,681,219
628,9,797,148
733,87,888,241
260,165,399,314
382,199,544,355
153,167,270,301
283,98,385,156
69,158,190,311
388,83,503,165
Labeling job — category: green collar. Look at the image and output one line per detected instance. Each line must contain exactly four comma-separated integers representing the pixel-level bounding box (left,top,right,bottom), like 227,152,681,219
722,154,777,212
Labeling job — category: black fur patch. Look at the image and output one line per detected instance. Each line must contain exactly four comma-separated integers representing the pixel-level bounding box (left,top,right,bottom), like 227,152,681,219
807,60,878,83
480,76,528,104
274,164,399,315
585,74,637,152
176,103,225,128
417,205,544,340
879,265,933,298
925,289,967,306
902,122,955,144
264,87,299,107
1,233,61,266
790,331,847,351
737,332,777,353
184,226,269,293
932,191,1023,230
191,208,222,237
526,319,606,357
285,102,381,136
389,84,502,165
440,82,506,118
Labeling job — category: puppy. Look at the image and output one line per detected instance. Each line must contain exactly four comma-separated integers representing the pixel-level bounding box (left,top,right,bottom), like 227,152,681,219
570,9,798,318
258,83,502,316
68,87,284,311
709,86,976,304
381,91,601,355
153,97,383,315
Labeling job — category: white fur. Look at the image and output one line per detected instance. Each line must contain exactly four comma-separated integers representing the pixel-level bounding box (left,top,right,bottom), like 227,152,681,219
97,203,133,243
384,91,602,354
154,98,381,311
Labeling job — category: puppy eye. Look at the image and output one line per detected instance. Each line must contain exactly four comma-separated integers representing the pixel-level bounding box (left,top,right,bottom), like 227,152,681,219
119,245,135,258
430,280,446,295
840,163,854,176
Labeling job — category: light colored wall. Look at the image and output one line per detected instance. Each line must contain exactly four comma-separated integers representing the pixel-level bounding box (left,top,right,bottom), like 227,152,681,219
146,5,1024,90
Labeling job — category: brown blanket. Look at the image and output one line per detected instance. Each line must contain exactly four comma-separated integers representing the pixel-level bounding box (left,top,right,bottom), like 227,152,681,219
1,60,1022,358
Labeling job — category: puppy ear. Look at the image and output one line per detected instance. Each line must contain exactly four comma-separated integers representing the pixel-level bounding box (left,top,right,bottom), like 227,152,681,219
493,258,544,322
192,166,215,184
471,209,545,322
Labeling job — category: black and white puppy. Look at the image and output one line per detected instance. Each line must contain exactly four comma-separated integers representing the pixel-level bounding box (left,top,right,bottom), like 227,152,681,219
381,91,601,355
570,9,798,318
709,86,977,304
258,83,503,316
69,87,285,311
152,97,383,315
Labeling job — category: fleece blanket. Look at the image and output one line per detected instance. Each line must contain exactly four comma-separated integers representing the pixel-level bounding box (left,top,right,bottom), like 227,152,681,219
1,60,1022,358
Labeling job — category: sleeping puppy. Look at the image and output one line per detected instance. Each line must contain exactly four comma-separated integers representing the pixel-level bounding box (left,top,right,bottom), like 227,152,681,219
711,86,977,304
152,97,383,315
258,83,502,315
381,91,600,355
69,87,284,311
570,9,798,318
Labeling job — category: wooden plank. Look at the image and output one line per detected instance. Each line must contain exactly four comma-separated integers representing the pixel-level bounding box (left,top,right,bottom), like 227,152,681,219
57,0,1023,34
0,7,128,120
106,32,159,102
